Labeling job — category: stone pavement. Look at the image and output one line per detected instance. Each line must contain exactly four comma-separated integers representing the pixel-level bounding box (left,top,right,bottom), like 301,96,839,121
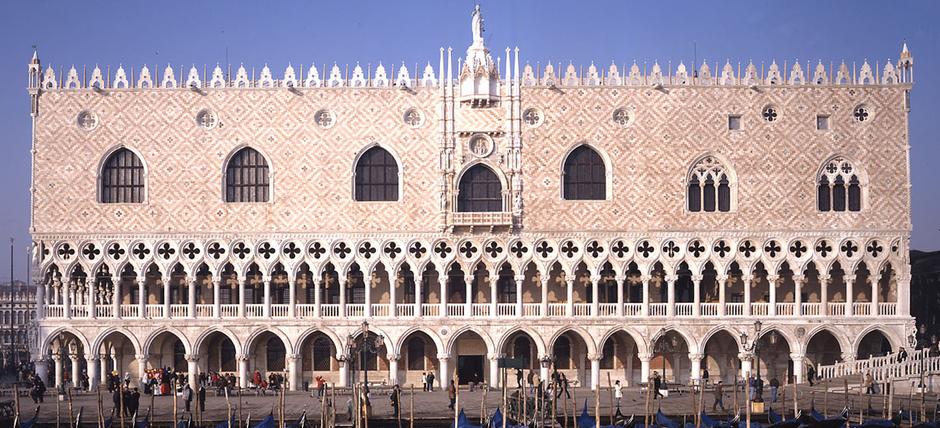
22,382,936,427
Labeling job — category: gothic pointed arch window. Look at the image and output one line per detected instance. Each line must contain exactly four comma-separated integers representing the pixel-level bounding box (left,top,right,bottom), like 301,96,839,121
99,148,145,203
687,155,733,212
457,164,502,212
562,145,607,200
354,146,400,201
224,147,270,203
817,157,862,212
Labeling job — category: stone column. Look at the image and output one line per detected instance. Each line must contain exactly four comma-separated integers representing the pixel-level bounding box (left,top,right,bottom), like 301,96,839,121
162,274,172,318
99,355,108,385
692,275,702,317
137,276,146,318
263,275,272,318
87,279,96,318
590,274,601,317
899,272,911,316
85,355,98,391
112,278,121,319
768,274,778,316
314,278,321,318
187,355,199,390
439,355,450,385
488,271,497,316
489,355,501,388
189,277,198,318
515,275,524,317
464,275,473,316
742,274,753,316
339,279,347,317
53,354,63,388
63,280,71,319
110,348,118,378
615,275,625,317
414,278,423,317
212,279,222,318
288,279,296,318
689,353,703,384
388,355,399,386
845,274,855,316
70,353,81,387
287,354,299,391
364,273,372,318
439,276,448,317
739,353,753,378
639,353,651,384
590,356,601,390
388,274,396,318
238,278,247,318
338,357,349,387
790,353,805,384
238,355,249,388
820,274,830,315
566,277,575,317
136,354,148,387
641,275,650,317
793,275,804,316
870,276,879,316
666,274,676,317
539,278,548,317
717,275,727,316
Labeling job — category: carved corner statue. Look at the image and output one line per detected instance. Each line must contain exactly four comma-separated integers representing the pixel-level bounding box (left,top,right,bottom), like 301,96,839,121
471,4,484,45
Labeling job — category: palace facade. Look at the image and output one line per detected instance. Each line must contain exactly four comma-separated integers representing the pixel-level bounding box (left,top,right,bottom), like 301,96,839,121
27,8,915,391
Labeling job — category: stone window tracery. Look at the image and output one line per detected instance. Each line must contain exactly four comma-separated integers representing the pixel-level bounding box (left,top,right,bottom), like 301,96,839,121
817,157,861,212
523,108,543,127
853,105,870,123
100,148,145,204
612,108,631,127
687,156,732,212
761,106,778,123
314,109,335,128
196,109,218,129
562,145,606,200
225,147,270,203
77,110,99,131
354,146,399,202
403,108,423,128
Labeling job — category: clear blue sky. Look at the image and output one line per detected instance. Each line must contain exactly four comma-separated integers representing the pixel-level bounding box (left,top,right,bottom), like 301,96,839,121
0,0,937,282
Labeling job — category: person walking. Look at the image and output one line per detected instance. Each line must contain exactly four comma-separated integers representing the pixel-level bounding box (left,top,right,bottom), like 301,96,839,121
702,368,710,385
560,373,571,399
864,373,875,394
807,365,816,386
112,387,123,417
447,380,457,410
390,385,401,418
182,383,194,412
769,377,780,403
427,371,436,392
712,381,725,411
516,369,524,389
421,372,427,392
652,371,664,399
614,380,623,408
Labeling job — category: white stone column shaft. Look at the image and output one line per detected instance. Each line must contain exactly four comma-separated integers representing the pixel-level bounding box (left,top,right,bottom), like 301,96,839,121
515,276,524,316
566,278,574,317
136,354,148,387
689,353,702,383
86,355,98,391
439,276,448,317
63,280,71,318
718,275,727,316
99,355,108,384
338,359,349,387
870,276,879,315
53,355,63,388
365,274,372,318
288,279,296,318
590,274,600,317
666,276,676,317
414,278,422,317
641,276,650,317
238,356,249,388
189,278,198,318
112,278,121,319
639,354,651,383
464,275,473,315
794,275,803,316
137,276,145,318
820,275,830,315
489,356,501,388
263,276,271,318
213,279,222,318
35,359,49,387
339,279,347,317
590,357,600,390
288,355,299,391
314,278,321,318
692,275,702,317
616,275,625,317
539,278,548,317
70,354,80,387
439,356,450,384
845,275,855,316
238,278,247,318
188,358,198,390
388,275,396,318
742,274,752,316
388,357,399,386
768,274,778,316
87,279,96,318
162,275,171,318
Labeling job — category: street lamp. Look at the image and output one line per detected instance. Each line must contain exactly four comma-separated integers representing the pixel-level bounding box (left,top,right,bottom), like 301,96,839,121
347,321,385,388
655,328,680,386
741,320,775,403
